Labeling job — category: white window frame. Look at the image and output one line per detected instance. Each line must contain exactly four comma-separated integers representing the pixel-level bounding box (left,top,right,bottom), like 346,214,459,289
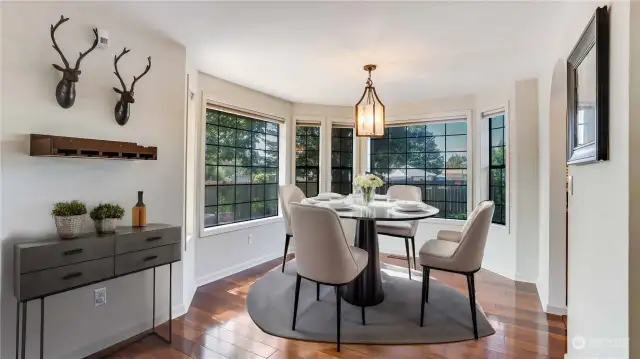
292,116,327,194
480,106,511,230
198,96,287,238
365,110,473,225
328,117,356,194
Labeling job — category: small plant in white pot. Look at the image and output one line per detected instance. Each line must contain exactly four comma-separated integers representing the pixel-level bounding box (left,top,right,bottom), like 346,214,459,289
90,203,125,234
52,200,87,239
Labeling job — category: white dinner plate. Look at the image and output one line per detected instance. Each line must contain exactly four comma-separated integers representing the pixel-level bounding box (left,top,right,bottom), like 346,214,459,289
325,200,350,210
395,200,424,210
394,206,428,213
317,192,344,200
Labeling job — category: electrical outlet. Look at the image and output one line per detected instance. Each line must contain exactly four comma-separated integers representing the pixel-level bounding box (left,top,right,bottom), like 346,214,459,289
248,233,253,244
94,287,106,307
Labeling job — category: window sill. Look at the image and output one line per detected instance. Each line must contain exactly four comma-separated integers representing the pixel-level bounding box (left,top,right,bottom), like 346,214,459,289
200,216,284,237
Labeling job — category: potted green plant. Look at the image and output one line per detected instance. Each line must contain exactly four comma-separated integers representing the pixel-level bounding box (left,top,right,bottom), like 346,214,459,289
51,200,87,239
90,203,125,234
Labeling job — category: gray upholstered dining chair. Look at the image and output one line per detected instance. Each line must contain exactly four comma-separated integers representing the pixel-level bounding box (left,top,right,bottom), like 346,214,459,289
376,185,422,279
289,203,368,352
278,184,306,272
419,200,495,339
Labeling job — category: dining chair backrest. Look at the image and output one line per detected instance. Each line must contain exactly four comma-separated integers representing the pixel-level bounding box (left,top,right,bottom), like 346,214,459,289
453,201,495,272
289,203,360,284
387,185,422,236
279,185,306,235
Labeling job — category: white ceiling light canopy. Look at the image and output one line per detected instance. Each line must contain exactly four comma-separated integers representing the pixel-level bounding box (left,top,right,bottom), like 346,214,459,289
355,64,385,138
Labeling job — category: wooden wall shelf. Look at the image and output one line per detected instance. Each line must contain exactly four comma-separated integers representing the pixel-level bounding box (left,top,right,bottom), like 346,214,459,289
30,134,157,160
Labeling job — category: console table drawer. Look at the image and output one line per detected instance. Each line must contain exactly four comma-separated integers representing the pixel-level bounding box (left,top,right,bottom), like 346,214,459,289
115,244,180,275
17,235,114,274
115,226,180,254
18,257,114,300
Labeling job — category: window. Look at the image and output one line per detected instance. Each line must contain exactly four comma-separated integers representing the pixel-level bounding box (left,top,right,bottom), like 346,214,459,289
370,120,468,219
488,114,506,225
204,109,280,228
295,125,320,197
331,127,354,195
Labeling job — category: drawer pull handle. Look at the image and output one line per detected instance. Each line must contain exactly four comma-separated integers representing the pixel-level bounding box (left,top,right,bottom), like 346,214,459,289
63,248,84,256
62,272,83,280
143,255,158,262
146,236,162,242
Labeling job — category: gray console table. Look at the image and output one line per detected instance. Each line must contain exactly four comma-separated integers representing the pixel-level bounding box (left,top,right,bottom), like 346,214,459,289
14,223,182,359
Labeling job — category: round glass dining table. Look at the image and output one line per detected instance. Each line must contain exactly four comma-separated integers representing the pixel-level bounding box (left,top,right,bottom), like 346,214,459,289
302,195,439,307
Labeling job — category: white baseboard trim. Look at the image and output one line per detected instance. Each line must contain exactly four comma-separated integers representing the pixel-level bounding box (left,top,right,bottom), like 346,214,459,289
55,303,188,359
195,252,281,287
515,272,537,283
545,304,567,316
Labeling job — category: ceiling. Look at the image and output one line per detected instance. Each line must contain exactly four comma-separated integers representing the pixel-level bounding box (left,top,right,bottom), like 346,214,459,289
111,1,571,105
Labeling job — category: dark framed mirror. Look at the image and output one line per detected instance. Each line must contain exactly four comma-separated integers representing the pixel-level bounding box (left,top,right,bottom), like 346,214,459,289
566,6,609,165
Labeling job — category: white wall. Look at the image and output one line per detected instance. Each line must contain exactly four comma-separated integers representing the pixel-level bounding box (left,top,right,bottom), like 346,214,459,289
536,2,631,358
630,2,640,357
511,79,540,282
0,3,186,358
194,73,292,285
536,58,568,315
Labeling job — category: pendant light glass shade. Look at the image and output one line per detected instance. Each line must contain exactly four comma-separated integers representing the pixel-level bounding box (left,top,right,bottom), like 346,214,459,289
355,65,385,137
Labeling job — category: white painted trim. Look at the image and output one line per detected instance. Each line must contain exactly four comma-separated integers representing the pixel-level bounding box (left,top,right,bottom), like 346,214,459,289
365,110,474,220
195,252,281,287
515,273,537,283
479,105,511,231
386,109,472,124
197,94,289,238
201,216,283,237
545,304,568,316
293,116,328,192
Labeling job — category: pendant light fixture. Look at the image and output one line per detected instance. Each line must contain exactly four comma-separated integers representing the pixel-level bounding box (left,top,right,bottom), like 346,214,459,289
355,64,385,137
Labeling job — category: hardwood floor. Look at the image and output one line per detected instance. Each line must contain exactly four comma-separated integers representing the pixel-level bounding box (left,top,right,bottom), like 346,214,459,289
99,254,567,359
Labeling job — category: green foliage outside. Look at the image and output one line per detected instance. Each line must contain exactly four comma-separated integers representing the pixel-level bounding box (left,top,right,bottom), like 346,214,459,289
52,200,87,217
205,109,280,225
90,203,125,221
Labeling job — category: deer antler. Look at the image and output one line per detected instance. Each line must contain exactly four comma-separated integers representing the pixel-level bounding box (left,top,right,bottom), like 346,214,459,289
113,47,130,92
74,28,99,70
50,15,70,69
130,57,152,92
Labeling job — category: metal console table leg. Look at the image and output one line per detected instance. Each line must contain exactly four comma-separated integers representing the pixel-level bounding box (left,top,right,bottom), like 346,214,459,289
151,263,172,343
40,298,44,359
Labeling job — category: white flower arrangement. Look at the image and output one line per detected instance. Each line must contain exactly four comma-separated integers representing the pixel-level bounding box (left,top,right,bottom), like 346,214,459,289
354,174,384,189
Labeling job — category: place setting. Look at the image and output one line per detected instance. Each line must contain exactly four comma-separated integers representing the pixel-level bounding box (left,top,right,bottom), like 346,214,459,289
303,192,355,212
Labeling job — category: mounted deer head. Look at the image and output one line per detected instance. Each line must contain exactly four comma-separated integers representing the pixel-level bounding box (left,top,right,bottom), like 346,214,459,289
50,15,99,109
112,47,152,126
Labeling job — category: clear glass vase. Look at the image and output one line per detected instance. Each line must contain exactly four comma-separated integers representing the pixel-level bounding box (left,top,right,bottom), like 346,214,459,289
362,187,375,205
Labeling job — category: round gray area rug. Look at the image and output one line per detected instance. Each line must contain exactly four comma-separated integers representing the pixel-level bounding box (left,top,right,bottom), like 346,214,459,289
246,260,495,344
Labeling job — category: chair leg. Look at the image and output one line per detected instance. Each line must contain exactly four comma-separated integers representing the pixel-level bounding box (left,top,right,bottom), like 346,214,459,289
335,285,342,352
467,274,478,340
425,267,430,303
411,237,417,269
420,267,427,327
292,274,301,331
316,282,320,301
282,234,291,272
404,238,412,280
361,306,366,325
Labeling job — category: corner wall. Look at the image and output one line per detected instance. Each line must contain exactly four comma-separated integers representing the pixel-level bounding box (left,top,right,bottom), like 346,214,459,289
194,73,292,286
536,2,631,357
0,3,186,358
